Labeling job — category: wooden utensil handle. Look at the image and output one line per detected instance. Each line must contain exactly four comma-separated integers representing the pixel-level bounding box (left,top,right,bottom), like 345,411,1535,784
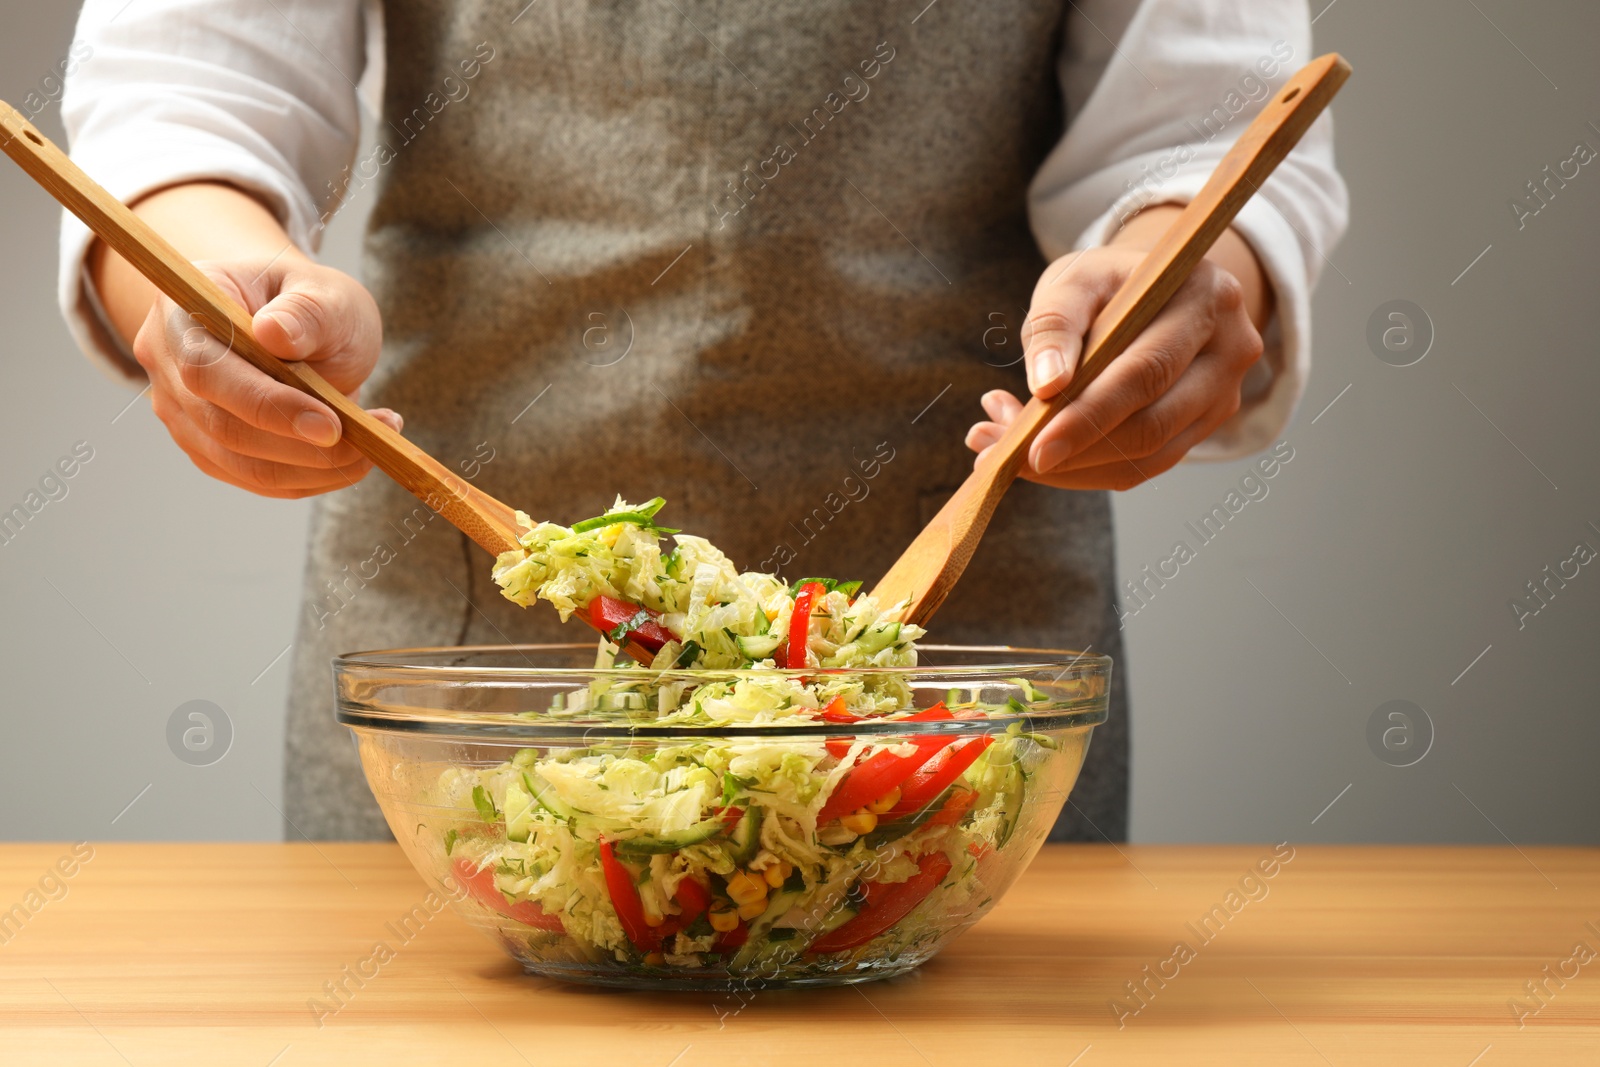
0,101,523,556
980,54,1351,481
867,53,1350,626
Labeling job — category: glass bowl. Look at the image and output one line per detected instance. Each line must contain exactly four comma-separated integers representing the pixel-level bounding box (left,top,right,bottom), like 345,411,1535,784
334,643,1110,990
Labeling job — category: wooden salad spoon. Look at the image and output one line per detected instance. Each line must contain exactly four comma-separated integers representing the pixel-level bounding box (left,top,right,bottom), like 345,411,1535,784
870,53,1352,628
0,101,673,657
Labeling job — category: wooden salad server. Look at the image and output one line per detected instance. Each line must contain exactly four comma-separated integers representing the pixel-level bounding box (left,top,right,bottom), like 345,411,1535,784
869,53,1352,628
0,101,663,659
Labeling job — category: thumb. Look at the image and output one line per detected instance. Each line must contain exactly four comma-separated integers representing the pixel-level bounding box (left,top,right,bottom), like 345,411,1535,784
248,268,381,395
1023,252,1124,400
252,289,331,361
1023,315,1084,400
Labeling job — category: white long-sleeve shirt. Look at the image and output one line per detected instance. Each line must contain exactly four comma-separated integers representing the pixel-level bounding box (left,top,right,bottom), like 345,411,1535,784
58,0,1346,459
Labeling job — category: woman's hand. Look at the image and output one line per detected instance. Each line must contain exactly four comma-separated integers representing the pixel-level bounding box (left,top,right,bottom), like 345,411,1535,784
966,209,1270,491
134,256,400,499
89,181,400,499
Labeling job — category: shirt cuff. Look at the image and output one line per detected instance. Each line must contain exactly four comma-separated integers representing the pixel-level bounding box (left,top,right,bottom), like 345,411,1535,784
1065,174,1312,461
56,130,319,384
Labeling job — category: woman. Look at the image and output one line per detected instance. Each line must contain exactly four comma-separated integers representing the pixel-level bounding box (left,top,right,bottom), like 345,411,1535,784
58,0,1346,840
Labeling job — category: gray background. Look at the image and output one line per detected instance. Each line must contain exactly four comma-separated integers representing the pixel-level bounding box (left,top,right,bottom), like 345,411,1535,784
1,1,1594,843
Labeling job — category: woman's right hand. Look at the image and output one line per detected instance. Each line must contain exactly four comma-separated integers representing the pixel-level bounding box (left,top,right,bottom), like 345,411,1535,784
133,256,402,499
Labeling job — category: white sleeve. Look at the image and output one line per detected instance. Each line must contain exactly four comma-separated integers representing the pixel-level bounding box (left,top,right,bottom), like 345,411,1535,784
57,0,369,381
1028,0,1349,459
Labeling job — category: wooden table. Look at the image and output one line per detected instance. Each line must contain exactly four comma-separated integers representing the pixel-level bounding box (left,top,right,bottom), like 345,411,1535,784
1,843,1596,1064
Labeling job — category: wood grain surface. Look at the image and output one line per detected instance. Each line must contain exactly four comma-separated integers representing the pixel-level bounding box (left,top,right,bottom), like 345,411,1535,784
1,842,1595,1065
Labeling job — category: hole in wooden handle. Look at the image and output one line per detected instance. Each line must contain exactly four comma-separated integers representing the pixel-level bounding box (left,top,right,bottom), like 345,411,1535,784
1281,86,1301,103
23,129,42,145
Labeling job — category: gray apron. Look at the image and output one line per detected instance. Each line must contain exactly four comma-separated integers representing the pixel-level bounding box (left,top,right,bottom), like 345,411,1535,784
285,0,1128,842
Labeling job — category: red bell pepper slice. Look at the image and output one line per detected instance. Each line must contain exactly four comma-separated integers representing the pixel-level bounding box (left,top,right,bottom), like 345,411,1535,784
452,857,565,932
587,595,676,654
881,734,994,822
599,838,656,949
646,875,714,945
714,923,748,952
818,739,944,824
782,581,826,669
902,702,954,722
672,876,711,926
821,697,860,759
817,703,958,821
601,844,714,950
807,850,953,954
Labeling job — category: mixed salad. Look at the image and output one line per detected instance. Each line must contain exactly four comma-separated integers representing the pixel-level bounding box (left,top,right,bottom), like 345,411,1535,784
428,498,1055,971
491,496,921,682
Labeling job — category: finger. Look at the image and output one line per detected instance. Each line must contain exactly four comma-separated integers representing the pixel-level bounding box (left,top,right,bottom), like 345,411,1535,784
182,447,352,501
174,394,369,468
965,420,1005,453
1027,284,1215,474
248,264,382,393
166,410,375,494
966,389,1023,452
369,408,404,434
1045,350,1236,471
1023,253,1123,399
175,261,384,445
168,314,347,447
1023,395,1239,491
1049,280,1259,470
171,398,405,468
980,388,1024,424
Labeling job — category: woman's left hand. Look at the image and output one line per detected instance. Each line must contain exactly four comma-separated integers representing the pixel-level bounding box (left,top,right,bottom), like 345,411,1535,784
966,214,1270,491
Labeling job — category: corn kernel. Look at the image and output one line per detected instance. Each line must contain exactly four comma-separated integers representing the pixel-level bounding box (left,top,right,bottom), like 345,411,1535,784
737,897,768,921
725,871,768,905
764,863,792,888
867,787,901,815
644,951,665,966
840,810,878,835
709,903,740,932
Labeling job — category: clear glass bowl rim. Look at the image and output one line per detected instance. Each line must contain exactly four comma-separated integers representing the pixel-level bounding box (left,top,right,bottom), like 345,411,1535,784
333,643,1111,739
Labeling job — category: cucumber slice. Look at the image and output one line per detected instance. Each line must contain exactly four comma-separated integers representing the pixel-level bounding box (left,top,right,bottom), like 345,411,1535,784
730,886,806,968
1005,676,1050,703
735,633,783,659
504,777,537,843
570,497,673,534
995,762,1026,847
614,813,729,857
854,621,901,655
728,805,762,865
1007,724,1061,751
522,772,574,820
